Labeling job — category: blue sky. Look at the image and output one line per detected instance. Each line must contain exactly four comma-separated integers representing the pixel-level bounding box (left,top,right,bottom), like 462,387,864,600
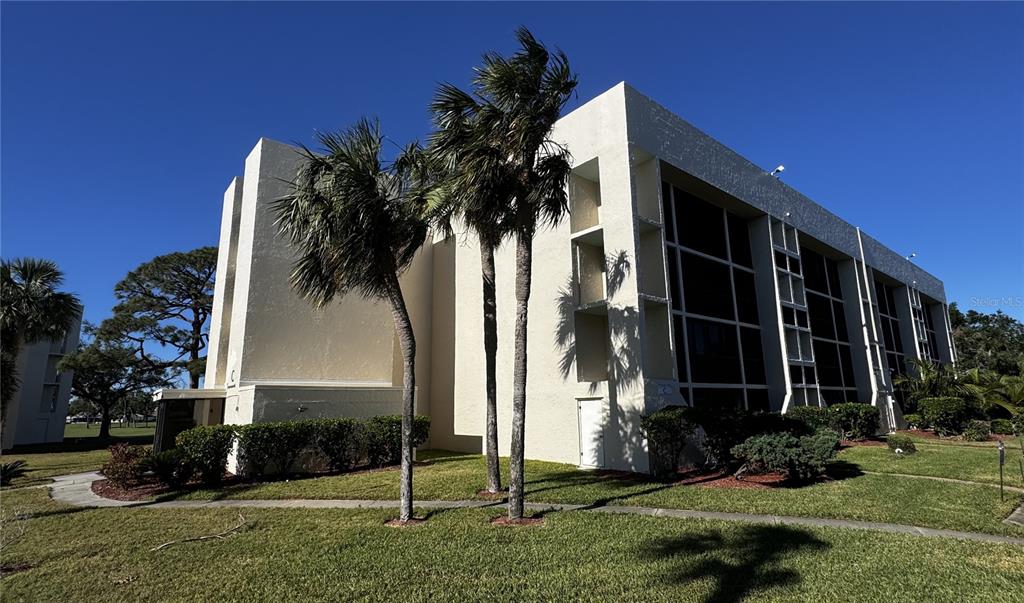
2,2,1022,325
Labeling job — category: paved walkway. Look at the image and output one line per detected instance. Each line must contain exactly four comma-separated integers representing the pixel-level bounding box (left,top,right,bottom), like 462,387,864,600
47,472,1024,546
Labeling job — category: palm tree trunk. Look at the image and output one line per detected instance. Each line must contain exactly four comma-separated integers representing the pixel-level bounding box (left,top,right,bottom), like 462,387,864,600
386,275,417,522
508,231,533,520
480,239,502,493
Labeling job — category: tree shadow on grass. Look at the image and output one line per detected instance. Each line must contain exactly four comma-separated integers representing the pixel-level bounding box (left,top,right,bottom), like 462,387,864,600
639,524,829,603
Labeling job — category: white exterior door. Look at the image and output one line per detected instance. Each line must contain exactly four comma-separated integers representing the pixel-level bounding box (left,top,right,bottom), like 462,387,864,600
577,398,606,469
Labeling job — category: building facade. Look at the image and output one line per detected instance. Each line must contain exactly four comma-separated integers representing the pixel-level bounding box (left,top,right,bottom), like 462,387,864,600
1,316,82,449
155,83,955,473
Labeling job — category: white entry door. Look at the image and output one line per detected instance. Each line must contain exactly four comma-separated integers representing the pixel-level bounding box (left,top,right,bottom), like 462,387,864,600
577,398,606,469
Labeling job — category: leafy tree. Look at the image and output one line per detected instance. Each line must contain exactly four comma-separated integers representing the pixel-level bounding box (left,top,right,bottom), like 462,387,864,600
274,120,431,523
949,303,1024,375
893,358,980,414
59,324,170,439
444,28,577,520
101,247,216,388
1,258,82,442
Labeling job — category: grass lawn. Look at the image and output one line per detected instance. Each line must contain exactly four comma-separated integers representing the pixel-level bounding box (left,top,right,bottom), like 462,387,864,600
839,441,1024,487
174,450,1024,537
1,488,1021,602
63,423,155,440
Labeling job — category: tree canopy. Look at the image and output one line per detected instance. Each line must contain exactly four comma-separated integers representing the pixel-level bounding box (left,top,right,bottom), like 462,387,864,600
949,302,1024,375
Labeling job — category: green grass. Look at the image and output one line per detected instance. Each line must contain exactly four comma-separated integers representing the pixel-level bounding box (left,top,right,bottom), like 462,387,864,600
1,449,111,488
173,451,1024,537
1,488,1021,602
839,441,1024,487
63,423,155,440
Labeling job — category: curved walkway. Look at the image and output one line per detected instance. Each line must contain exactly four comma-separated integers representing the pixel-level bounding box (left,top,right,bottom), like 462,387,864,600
47,472,1024,547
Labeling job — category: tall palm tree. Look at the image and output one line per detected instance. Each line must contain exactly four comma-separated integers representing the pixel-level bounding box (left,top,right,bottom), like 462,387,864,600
450,27,576,520
894,358,979,413
429,84,518,495
274,120,430,522
1,259,82,437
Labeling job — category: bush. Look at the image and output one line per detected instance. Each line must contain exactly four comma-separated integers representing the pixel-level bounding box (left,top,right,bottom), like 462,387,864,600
640,406,697,477
919,397,973,437
730,429,840,482
902,413,925,429
147,449,193,490
312,418,363,473
962,420,991,442
682,407,810,469
1010,414,1024,436
786,406,829,431
991,418,1014,435
364,415,430,468
0,460,28,486
101,444,151,489
886,434,917,455
236,421,315,479
827,403,879,440
176,425,236,486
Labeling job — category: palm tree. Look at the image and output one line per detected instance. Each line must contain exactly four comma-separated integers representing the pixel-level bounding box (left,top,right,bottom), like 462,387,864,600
893,358,979,413
1,258,82,439
449,27,576,520
274,120,430,523
428,84,518,495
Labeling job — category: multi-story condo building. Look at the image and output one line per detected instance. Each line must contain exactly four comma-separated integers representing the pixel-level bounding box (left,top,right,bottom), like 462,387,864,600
1,315,82,449
154,83,955,474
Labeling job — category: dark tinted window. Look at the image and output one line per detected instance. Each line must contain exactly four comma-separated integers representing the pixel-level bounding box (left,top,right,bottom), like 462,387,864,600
673,314,687,381
833,300,849,342
687,317,742,383
741,327,766,384
803,248,828,293
675,188,727,259
682,252,734,320
807,292,836,340
727,214,753,268
733,269,759,324
826,259,842,297
814,340,843,386
691,388,744,410
782,305,795,326
790,364,804,384
821,389,847,406
838,344,855,387
746,389,770,412
661,181,675,242
667,247,681,311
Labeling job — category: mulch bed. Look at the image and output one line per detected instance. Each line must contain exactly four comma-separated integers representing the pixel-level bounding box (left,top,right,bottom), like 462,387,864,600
91,478,169,501
672,468,789,490
490,516,545,527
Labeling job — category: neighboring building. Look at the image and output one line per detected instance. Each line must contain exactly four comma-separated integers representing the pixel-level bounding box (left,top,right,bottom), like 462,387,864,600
1,314,82,449
154,83,955,473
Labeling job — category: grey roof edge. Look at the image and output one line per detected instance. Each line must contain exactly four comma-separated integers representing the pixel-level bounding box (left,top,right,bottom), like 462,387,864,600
615,82,946,302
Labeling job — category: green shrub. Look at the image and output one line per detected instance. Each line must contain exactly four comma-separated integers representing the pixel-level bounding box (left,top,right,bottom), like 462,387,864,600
101,444,151,489
962,420,991,442
236,421,315,479
640,406,697,477
682,407,810,469
312,418,363,473
786,406,829,431
730,429,839,481
146,449,193,490
176,425,236,486
827,403,880,440
990,418,1014,435
886,434,917,454
902,413,925,429
919,397,973,437
364,415,430,468
0,460,28,486
1011,414,1024,436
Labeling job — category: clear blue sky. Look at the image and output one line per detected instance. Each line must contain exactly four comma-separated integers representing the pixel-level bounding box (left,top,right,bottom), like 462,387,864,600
3,2,1022,326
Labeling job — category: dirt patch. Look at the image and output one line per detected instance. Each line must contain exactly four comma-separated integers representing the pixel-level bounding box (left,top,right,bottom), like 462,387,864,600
840,439,887,448
91,478,167,501
0,562,33,577
490,516,545,527
672,468,789,490
384,518,427,528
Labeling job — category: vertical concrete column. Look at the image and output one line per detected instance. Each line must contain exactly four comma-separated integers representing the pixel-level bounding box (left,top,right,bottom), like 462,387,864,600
749,215,789,411
838,259,876,403
204,177,244,388
930,303,957,365
893,286,923,367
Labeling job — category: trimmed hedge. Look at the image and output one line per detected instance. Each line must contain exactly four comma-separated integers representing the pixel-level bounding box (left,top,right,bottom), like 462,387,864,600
962,420,991,442
990,419,1014,435
311,418,363,472
176,425,236,486
730,429,840,482
919,397,972,437
102,444,150,488
640,406,697,477
786,406,829,431
826,403,879,440
886,434,917,455
364,415,430,468
902,413,925,429
236,421,315,478
680,407,810,469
